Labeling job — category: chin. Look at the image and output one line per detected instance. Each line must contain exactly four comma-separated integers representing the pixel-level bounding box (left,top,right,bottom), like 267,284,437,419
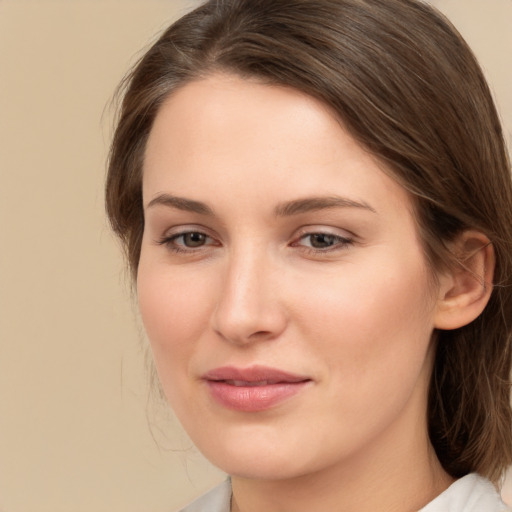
214,452,310,481
189,425,328,481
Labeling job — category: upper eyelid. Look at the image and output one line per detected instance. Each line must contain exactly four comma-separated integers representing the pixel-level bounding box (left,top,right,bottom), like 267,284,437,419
160,224,217,238
292,225,356,240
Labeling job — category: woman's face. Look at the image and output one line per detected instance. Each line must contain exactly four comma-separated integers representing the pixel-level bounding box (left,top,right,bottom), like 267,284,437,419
138,74,441,480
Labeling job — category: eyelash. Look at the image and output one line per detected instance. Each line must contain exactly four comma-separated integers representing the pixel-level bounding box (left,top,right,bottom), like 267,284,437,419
292,232,354,254
156,230,354,255
156,231,217,254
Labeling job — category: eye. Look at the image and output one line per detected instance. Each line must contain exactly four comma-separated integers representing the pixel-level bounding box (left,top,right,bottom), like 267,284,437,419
175,232,209,248
157,230,217,253
303,233,344,249
292,231,353,253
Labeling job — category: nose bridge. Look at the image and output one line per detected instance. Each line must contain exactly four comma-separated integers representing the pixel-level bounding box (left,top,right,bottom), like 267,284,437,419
212,243,285,344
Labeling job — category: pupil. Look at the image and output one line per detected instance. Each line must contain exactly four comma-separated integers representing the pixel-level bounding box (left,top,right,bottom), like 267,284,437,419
184,232,206,247
311,234,336,248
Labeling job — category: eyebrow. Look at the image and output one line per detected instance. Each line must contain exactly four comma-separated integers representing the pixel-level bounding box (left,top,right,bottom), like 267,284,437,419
274,196,377,216
147,194,214,215
146,193,376,216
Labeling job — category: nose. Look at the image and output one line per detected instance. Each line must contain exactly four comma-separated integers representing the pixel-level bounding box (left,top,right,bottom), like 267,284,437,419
211,248,288,345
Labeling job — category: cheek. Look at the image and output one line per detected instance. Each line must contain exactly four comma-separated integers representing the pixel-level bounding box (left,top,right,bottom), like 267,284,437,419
136,260,214,390
296,251,435,390
282,256,437,461
301,253,432,327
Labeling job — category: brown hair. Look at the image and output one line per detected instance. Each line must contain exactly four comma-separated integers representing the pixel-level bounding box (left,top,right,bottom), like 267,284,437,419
106,0,512,483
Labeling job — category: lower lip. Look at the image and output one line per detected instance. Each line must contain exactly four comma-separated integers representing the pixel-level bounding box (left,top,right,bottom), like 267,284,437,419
205,380,310,412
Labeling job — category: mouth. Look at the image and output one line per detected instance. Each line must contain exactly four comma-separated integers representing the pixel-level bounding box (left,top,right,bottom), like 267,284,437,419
203,365,312,412
223,379,288,387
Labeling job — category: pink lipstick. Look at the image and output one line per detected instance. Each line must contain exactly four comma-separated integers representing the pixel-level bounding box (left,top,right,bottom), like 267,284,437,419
203,365,311,412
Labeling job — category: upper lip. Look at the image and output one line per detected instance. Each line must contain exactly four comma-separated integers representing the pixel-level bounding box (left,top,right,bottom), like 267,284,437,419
203,365,311,384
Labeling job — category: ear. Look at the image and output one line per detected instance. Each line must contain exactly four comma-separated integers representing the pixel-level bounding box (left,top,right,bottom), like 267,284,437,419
434,230,495,330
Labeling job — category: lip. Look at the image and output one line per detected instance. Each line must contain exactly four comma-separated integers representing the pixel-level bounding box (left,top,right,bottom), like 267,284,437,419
203,365,312,412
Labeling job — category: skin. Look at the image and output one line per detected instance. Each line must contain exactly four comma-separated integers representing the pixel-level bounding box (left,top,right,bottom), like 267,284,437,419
138,74,455,512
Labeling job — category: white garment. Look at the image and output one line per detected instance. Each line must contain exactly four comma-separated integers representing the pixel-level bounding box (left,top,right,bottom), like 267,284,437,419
419,474,510,512
178,479,231,512
178,473,510,512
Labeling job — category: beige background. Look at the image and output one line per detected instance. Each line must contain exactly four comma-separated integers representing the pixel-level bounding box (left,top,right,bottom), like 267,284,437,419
0,1,511,511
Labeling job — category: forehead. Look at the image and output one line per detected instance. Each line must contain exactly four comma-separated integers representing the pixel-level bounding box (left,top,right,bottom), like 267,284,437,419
144,73,342,172
143,73,414,222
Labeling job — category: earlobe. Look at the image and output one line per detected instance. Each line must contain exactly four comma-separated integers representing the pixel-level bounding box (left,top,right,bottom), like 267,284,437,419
434,231,495,330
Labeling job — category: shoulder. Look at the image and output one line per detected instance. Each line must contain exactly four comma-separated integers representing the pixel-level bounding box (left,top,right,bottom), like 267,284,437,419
420,473,510,512
177,479,232,512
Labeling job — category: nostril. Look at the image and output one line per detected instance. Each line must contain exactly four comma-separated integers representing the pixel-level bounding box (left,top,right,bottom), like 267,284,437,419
251,330,272,338
213,327,279,345
245,330,281,343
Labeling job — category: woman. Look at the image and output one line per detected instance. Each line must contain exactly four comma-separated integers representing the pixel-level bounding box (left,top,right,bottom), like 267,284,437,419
106,0,512,510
